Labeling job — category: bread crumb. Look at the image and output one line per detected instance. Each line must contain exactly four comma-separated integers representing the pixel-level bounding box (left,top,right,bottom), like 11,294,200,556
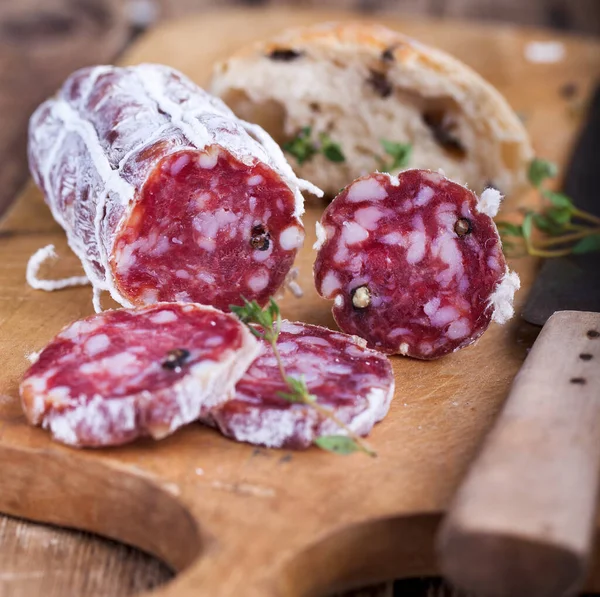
524,41,565,64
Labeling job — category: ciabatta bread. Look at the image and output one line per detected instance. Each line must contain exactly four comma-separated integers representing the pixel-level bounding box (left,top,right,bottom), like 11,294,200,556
211,21,533,197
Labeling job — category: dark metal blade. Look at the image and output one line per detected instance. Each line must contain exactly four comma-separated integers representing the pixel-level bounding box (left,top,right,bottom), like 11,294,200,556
522,82,600,326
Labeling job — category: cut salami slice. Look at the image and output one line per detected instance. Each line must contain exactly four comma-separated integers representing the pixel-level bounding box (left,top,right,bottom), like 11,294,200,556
27,64,322,312
20,303,260,447
207,320,395,449
314,170,520,359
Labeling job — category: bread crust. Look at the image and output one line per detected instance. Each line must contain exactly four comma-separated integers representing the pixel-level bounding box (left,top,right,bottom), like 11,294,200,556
211,21,533,197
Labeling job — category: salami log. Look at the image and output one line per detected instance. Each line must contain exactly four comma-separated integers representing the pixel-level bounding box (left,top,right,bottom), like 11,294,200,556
20,303,260,447
27,64,322,312
208,320,395,449
313,170,520,359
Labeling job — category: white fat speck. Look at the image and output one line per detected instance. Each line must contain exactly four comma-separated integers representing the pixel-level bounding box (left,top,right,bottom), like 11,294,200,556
58,319,99,340
247,269,269,292
346,178,388,203
423,297,441,319
524,41,565,63
319,271,342,298
489,269,520,324
170,153,191,175
313,221,327,251
175,269,191,279
26,350,41,364
174,291,192,302
447,318,471,340
381,172,400,186
198,151,218,169
389,327,412,339
279,226,304,251
84,333,110,356
26,375,48,394
150,310,178,324
172,237,183,245
79,352,139,375
399,342,409,355
478,187,503,218
406,230,427,264
197,271,216,284
380,232,405,246
253,243,273,262
47,386,72,404
342,221,369,245
204,336,224,347
354,206,385,231
421,171,444,185
150,235,170,257
280,322,304,335
430,305,460,327
334,295,344,308
195,467,204,476
247,175,263,186
197,238,216,252
141,288,159,304
415,186,435,207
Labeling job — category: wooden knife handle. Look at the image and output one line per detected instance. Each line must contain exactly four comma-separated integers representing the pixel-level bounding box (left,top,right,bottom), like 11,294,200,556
438,310,600,597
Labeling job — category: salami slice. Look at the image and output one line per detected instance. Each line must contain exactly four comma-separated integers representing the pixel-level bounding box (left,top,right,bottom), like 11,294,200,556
20,303,260,447
313,170,520,359
207,320,395,449
27,64,322,312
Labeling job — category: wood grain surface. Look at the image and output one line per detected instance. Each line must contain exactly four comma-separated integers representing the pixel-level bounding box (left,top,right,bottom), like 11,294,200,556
0,4,599,597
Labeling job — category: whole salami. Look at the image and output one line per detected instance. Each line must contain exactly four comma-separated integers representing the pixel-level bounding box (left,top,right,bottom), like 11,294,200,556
314,170,520,359
207,320,395,449
20,303,260,447
27,64,322,312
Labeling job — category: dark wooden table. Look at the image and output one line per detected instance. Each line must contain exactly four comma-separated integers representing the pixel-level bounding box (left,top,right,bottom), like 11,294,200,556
0,2,598,596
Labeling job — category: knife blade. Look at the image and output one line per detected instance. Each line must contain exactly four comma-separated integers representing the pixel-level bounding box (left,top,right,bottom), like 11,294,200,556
523,82,600,325
438,84,600,597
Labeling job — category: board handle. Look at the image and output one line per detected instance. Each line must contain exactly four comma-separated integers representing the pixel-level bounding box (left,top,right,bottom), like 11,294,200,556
437,310,600,597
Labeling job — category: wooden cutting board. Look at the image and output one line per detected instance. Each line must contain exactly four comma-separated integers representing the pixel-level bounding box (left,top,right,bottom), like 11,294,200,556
1,8,599,597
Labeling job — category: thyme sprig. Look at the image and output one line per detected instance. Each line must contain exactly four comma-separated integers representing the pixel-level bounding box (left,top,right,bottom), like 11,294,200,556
230,297,376,457
497,158,600,257
282,127,346,165
377,139,412,172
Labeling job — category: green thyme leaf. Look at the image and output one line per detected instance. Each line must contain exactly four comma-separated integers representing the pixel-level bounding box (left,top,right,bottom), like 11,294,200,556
522,212,534,241
283,127,318,165
543,190,573,209
572,234,600,254
528,158,558,188
547,206,572,226
496,221,523,237
319,133,346,163
380,139,412,171
230,297,277,342
231,295,377,457
314,435,362,455
532,213,564,236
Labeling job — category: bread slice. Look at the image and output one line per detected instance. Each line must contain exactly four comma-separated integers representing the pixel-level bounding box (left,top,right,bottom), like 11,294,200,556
211,21,533,198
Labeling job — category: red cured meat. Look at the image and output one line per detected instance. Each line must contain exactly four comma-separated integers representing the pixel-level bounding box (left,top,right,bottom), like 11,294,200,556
27,64,320,312
314,170,519,359
208,320,395,449
20,303,260,447
112,146,303,310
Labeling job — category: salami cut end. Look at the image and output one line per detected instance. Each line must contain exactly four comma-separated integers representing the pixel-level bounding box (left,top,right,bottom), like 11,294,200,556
20,303,260,447
28,64,316,313
112,145,303,311
314,170,519,359
208,321,395,449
